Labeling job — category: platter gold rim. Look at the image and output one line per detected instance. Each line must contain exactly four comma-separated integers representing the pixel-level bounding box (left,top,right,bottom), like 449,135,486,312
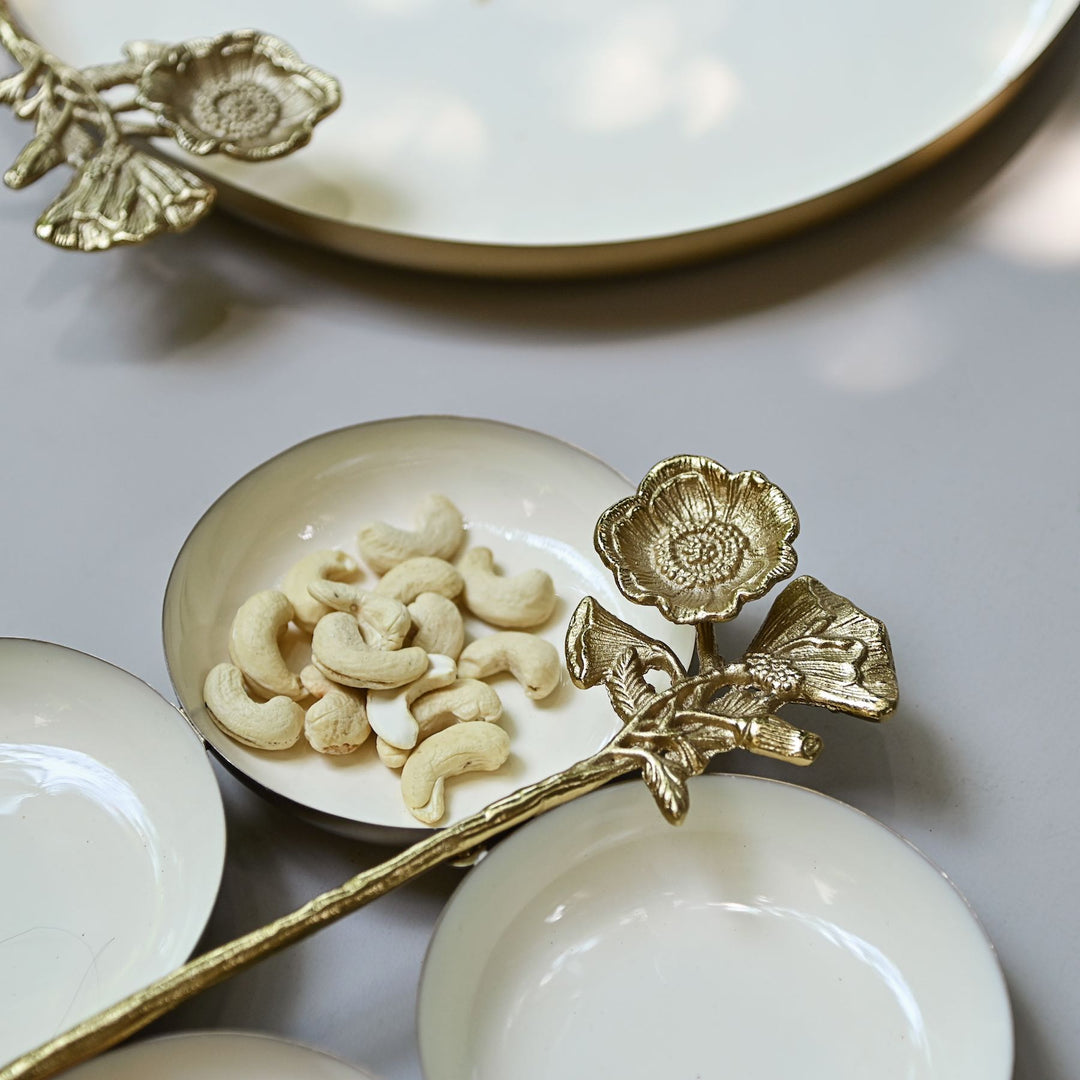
200,6,1078,280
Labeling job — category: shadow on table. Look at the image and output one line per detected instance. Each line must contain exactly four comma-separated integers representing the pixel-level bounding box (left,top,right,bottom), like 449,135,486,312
52,5,1080,355
1012,980,1065,1080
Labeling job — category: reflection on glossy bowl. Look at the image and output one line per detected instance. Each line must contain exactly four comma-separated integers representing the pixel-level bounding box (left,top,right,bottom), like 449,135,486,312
163,416,693,843
59,1031,378,1080
0,640,225,1066
419,775,1012,1080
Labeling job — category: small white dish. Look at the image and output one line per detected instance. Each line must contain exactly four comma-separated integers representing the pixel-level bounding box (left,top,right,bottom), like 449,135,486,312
0,640,225,1067
15,0,1078,274
163,416,693,842
58,1031,378,1080
419,775,1012,1080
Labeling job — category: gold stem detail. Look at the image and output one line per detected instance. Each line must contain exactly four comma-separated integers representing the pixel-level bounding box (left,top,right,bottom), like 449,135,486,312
696,622,715,673
0,751,635,1080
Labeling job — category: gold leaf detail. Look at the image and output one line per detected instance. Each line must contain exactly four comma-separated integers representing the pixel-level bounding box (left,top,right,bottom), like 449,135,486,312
608,649,655,724
640,752,690,826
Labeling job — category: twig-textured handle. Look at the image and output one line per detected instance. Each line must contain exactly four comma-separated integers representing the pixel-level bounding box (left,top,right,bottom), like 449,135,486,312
0,753,629,1080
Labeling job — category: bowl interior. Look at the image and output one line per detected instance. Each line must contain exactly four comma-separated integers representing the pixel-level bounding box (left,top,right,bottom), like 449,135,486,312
419,775,1012,1080
0,640,225,1065
60,1032,378,1080
164,417,692,836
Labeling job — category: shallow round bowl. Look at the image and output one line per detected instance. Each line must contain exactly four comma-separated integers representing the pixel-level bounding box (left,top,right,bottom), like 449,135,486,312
419,774,1012,1080
0,640,226,1066
58,1031,379,1080
163,416,692,842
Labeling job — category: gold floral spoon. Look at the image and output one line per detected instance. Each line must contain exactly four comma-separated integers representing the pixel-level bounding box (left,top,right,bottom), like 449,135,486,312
0,455,898,1080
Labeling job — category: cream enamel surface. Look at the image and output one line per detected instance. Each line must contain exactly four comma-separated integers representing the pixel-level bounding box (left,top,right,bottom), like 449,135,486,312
0,641,225,1066
59,1031,378,1080
419,776,1011,1080
17,0,1078,248
163,417,694,836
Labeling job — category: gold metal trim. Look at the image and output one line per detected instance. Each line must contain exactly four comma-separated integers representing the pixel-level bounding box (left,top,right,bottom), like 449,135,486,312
0,454,898,1080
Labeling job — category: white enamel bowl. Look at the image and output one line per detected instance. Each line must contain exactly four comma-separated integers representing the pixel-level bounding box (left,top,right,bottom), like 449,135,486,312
58,1032,378,1080
419,775,1012,1080
17,0,1079,275
0,640,226,1067
163,417,693,843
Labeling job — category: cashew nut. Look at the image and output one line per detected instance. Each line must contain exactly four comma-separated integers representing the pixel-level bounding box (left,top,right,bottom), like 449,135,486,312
204,663,304,750
458,632,562,700
311,611,428,690
458,547,556,628
401,723,511,825
366,653,457,750
299,663,339,699
305,691,370,755
299,663,370,754
308,581,411,651
281,549,360,631
357,494,465,573
407,592,465,660
377,677,503,768
376,737,411,769
413,678,503,732
228,590,303,700
374,557,464,605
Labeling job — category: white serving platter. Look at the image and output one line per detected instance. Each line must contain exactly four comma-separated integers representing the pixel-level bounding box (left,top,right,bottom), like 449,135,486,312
0,640,226,1067
59,1031,378,1080
419,775,1013,1080
15,0,1079,274
163,416,694,843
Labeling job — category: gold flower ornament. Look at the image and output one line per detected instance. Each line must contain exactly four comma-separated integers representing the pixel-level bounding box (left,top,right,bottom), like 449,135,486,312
596,456,799,623
136,32,341,161
569,454,898,823
0,6,340,249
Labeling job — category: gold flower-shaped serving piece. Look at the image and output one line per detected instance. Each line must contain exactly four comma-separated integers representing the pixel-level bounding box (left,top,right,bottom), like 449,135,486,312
567,454,897,823
136,31,341,161
596,455,799,623
0,455,899,1080
0,6,340,250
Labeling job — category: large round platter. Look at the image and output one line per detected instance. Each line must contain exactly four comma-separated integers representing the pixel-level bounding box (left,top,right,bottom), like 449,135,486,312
163,417,693,843
419,775,1012,1080
16,0,1079,276
58,1031,378,1080
0,640,226,1066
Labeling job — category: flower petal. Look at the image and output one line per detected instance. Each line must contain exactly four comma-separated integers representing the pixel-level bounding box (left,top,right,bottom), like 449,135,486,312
647,470,716,530
746,577,898,719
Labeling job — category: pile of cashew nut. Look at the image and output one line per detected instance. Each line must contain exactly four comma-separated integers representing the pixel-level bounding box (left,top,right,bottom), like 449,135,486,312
203,494,562,825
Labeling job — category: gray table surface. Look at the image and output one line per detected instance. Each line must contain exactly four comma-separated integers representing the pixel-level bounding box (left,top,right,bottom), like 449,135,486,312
3,18,1080,1080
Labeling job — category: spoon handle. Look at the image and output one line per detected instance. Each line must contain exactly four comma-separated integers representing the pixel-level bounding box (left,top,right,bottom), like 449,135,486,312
0,752,631,1080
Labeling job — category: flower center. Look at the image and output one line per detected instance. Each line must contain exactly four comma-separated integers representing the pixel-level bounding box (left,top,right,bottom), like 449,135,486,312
658,521,748,588
745,653,802,695
193,81,282,141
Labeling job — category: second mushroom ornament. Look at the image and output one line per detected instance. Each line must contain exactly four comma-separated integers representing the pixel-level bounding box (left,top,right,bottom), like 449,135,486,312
0,454,899,1080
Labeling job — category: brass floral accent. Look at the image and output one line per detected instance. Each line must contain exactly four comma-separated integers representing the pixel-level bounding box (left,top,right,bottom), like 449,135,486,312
0,4,339,250
565,457,895,824
136,32,340,161
0,456,898,1080
596,456,799,624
